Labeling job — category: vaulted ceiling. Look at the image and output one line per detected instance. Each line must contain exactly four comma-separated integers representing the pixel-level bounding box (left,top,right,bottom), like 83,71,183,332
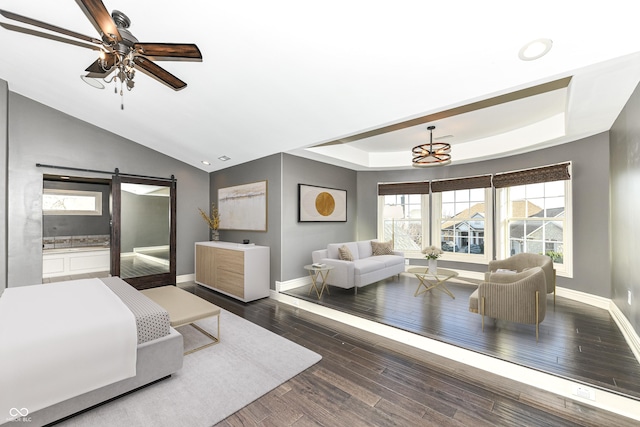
1,1,639,172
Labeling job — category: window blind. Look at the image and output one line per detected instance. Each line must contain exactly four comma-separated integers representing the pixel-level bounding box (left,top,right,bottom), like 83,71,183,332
430,175,492,193
378,182,429,195
492,162,571,188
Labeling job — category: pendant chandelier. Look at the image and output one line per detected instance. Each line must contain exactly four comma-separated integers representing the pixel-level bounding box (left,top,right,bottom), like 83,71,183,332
412,125,451,167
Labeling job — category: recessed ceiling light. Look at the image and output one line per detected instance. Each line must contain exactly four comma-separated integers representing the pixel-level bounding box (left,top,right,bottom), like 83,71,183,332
218,155,231,161
60,176,70,180
518,38,553,61
80,75,105,89
201,160,211,165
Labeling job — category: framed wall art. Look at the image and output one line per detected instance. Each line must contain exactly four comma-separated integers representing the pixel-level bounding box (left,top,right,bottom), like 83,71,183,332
298,184,347,222
218,180,267,231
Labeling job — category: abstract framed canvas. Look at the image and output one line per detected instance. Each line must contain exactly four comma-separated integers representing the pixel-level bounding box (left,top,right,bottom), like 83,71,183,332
298,184,347,222
218,180,267,231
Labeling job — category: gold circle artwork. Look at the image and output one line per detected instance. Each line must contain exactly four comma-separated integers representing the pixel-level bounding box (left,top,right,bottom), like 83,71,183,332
315,192,336,216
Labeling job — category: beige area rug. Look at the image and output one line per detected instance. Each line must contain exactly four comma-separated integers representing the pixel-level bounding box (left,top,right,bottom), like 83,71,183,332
59,309,322,427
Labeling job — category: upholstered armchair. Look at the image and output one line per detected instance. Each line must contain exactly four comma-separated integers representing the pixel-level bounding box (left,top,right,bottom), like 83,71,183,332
486,253,556,306
469,267,547,341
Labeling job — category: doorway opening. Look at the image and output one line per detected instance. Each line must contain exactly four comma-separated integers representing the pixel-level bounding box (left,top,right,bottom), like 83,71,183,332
42,175,111,282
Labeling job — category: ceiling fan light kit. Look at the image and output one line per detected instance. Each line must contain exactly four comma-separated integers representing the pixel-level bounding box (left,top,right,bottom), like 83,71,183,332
0,2,202,110
412,125,452,167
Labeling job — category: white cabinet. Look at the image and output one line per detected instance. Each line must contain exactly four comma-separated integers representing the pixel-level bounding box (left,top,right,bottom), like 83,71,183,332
195,241,270,302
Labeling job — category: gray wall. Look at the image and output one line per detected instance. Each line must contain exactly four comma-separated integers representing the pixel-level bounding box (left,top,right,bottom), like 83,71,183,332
0,80,7,292
610,81,640,333
282,153,357,281
357,134,612,297
42,180,111,237
209,153,358,287
7,92,210,286
121,191,170,253
210,153,283,288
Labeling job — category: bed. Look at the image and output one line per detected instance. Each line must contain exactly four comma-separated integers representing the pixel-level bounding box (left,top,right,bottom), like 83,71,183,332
0,277,183,427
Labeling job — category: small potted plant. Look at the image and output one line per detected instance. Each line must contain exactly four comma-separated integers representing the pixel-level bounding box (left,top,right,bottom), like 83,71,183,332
422,245,443,274
198,203,220,241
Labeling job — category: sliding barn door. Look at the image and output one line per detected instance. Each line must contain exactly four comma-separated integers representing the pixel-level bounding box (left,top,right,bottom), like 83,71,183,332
111,175,176,289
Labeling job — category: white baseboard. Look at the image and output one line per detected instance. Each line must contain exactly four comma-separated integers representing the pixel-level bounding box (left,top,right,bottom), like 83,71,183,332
276,276,311,292
177,273,194,283
609,302,640,364
556,286,610,310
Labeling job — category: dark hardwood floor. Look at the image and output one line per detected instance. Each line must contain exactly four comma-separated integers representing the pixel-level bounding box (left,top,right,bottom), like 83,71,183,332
180,282,639,427
283,273,640,401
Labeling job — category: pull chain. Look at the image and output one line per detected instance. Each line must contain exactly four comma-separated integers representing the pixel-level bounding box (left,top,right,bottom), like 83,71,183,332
120,77,124,110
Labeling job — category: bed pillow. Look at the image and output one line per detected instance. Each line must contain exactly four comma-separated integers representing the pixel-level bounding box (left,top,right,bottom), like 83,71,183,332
338,245,354,261
371,240,394,256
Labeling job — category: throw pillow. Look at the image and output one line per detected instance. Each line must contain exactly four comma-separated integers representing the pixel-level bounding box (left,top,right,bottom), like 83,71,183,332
338,245,354,261
371,240,393,256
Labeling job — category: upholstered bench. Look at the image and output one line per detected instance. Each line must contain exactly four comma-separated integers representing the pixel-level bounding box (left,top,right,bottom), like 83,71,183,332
141,285,220,354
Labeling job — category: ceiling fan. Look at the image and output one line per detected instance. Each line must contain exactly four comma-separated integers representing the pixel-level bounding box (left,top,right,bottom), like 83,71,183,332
0,0,202,108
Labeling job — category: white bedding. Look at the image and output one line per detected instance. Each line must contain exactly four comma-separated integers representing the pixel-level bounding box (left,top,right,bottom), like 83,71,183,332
0,278,137,421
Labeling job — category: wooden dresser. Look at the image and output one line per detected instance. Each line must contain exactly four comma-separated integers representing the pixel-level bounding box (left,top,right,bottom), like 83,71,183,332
195,241,270,302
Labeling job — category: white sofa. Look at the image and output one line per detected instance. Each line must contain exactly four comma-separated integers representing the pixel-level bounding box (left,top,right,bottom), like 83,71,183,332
311,240,405,294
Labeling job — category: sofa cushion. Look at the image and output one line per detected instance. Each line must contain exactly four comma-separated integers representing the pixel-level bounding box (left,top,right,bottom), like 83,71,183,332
371,240,394,256
328,242,359,260
338,245,354,261
353,258,386,275
373,254,405,268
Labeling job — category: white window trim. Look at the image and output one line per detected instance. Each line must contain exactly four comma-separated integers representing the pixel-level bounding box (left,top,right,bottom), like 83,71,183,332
430,188,493,265
495,180,573,278
43,189,103,216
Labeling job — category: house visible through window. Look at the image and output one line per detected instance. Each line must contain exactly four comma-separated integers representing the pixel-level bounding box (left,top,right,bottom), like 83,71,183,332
505,181,566,263
43,189,103,216
377,163,571,274
440,188,486,255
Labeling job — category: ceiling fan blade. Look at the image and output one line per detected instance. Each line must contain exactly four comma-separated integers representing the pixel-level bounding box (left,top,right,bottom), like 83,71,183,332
133,57,187,91
0,22,101,51
0,9,101,44
134,43,203,61
75,0,121,43
84,53,116,78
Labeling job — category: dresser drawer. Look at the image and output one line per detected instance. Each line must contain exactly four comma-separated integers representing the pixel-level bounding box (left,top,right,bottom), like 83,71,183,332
215,268,244,298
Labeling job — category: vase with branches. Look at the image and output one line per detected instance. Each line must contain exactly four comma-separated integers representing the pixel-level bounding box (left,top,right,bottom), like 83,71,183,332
198,203,220,241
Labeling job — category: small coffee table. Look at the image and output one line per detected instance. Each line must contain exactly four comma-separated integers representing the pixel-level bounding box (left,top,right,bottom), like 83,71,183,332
141,285,220,355
408,267,458,299
304,264,334,298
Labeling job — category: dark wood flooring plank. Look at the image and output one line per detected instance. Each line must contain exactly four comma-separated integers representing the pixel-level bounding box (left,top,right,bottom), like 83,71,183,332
284,273,640,400
176,283,638,426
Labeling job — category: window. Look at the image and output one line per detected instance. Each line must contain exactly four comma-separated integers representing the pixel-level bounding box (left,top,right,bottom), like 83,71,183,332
503,181,567,264
43,189,103,216
440,188,486,254
379,194,425,253
495,162,572,276
431,188,493,262
376,164,570,271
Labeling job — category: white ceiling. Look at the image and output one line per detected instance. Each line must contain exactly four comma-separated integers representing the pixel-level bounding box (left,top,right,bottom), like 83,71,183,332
1,1,640,172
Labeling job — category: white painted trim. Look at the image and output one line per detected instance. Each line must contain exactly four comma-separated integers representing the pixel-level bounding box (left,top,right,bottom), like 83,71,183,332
556,286,610,310
610,302,640,364
276,276,311,292
177,273,194,283
270,291,640,420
